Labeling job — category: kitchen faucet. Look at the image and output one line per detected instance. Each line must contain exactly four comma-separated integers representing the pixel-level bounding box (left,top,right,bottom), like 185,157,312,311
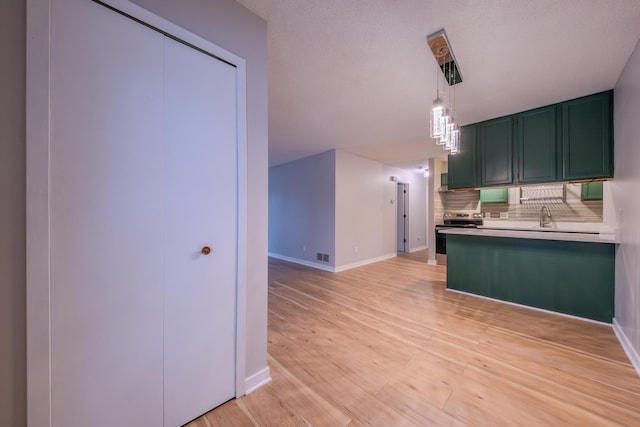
539,205,552,228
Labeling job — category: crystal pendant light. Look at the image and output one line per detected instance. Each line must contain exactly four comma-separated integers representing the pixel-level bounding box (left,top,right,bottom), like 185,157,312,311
430,97,444,139
427,30,462,155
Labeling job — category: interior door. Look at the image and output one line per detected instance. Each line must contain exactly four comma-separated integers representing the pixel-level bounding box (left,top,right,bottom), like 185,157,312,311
163,36,237,426
49,1,237,426
396,183,407,252
50,1,165,425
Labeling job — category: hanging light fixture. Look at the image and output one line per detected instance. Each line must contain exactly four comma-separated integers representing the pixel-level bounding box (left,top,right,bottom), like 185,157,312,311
427,30,462,154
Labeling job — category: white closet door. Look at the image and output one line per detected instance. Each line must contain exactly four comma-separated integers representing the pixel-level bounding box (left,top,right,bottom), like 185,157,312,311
50,0,165,426
163,37,238,426
49,1,238,426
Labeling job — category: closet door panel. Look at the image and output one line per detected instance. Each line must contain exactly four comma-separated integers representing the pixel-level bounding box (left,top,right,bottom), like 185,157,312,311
50,1,165,426
163,36,238,427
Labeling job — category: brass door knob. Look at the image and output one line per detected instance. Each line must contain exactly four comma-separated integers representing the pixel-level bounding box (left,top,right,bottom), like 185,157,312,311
201,246,211,255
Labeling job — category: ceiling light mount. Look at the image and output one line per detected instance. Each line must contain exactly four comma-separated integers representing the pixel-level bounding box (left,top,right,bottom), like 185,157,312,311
427,30,462,85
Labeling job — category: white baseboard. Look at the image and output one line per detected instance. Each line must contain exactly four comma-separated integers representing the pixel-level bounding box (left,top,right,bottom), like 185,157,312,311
427,259,437,265
613,319,640,377
334,253,397,272
269,252,398,273
409,245,427,253
268,252,334,272
244,366,271,395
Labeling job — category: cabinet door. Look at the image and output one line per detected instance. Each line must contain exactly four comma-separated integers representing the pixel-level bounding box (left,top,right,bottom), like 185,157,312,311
448,124,478,189
479,117,513,187
562,91,613,180
480,188,509,204
581,181,604,201
516,105,557,183
440,172,448,187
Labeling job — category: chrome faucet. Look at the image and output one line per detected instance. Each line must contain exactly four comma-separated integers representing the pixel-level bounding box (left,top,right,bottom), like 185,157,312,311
539,205,552,228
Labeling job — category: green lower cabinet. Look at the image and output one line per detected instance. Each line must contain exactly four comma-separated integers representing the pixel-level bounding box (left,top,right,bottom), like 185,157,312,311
447,235,614,322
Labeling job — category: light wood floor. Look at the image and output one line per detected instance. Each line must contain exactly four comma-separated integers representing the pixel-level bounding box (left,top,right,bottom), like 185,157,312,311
188,251,640,426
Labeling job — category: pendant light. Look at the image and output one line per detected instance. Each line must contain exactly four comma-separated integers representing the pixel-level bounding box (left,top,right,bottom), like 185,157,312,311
427,30,462,154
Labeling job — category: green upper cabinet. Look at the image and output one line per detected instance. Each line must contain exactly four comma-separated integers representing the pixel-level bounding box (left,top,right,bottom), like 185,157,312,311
448,124,478,190
480,188,509,204
562,91,613,180
515,105,558,184
581,181,604,201
446,91,613,188
479,116,513,187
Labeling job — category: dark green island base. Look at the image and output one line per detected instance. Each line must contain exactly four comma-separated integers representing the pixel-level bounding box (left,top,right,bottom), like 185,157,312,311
446,234,615,323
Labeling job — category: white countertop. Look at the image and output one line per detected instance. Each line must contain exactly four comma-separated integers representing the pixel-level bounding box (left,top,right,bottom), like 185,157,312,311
439,227,619,244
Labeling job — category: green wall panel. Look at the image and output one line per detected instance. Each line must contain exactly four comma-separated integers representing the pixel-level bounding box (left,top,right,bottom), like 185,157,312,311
447,235,615,322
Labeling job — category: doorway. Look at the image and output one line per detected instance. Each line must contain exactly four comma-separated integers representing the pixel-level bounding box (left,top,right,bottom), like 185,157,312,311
397,183,409,252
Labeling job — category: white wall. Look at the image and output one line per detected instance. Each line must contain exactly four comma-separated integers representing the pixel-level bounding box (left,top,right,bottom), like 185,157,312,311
335,150,427,270
612,37,640,372
268,150,428,272
0,0,26,425
269,150,337,269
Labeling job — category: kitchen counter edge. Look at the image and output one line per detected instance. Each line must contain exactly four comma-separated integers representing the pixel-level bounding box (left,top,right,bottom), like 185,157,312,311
439,227,619,244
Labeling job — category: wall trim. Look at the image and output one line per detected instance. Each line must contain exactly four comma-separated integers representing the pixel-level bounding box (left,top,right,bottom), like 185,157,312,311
446,288,612,327
427,259,437,266
334,253,397,273
613,319,640,377
244,367,272,395
268,253,335,272
409,245,427,253
269,252,398,273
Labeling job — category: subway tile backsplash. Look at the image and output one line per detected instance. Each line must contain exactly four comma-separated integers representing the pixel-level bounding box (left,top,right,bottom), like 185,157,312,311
480,183,603,222
440,184,603,223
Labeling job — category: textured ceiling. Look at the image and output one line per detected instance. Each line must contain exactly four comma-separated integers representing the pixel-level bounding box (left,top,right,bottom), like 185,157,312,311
234,0,640,169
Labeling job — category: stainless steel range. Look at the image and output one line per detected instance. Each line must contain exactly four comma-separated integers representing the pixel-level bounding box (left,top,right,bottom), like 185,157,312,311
435,211,483,265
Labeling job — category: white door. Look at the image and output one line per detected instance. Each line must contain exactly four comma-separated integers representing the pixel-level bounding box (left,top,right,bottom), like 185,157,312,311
397,183,408,252
49,1,237,426
163,36,237,426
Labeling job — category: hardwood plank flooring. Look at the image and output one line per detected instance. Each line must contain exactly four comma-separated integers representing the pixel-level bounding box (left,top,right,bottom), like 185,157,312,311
188,252,640,426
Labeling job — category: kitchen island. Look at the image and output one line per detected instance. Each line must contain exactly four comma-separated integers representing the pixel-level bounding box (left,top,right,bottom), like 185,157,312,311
441,228,617,323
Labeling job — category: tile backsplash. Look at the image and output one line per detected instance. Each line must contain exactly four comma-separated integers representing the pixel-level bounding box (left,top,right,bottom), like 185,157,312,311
480,183,603,222
440,183,604,223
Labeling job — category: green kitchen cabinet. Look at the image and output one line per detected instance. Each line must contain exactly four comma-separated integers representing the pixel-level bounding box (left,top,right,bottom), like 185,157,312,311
447,234,615,322
448,124,478,190
440,172,448,187
480,188,509,204
562,91,613,180
516,105,558,184
479,116,513,187
581,181,604,201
